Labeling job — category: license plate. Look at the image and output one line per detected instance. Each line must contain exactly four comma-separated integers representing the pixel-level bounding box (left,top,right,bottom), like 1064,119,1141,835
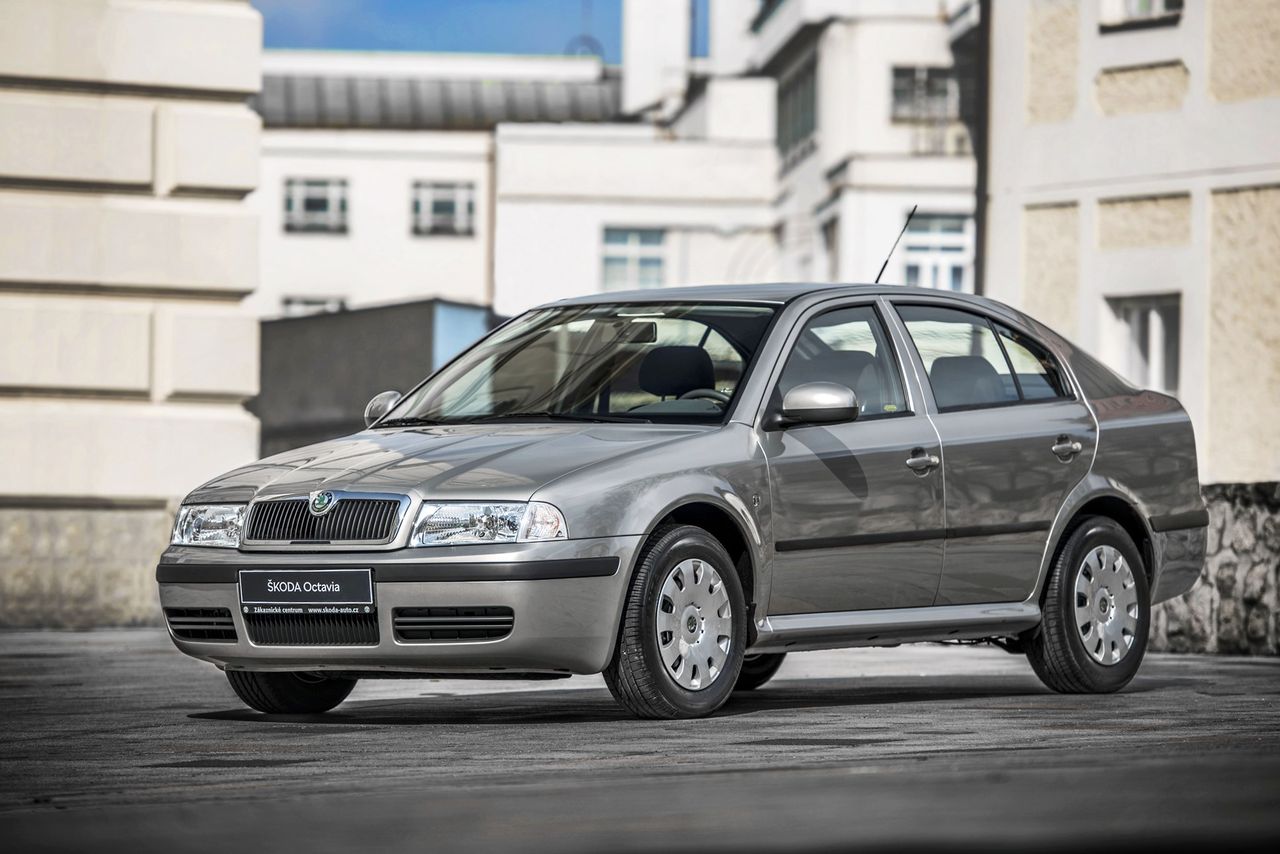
238,569,374,616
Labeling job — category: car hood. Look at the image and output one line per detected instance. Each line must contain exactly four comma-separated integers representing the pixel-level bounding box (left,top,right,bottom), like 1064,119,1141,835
186,423,712,504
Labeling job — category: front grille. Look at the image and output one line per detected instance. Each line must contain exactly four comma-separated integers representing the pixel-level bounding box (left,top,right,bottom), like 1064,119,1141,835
165,607,237,642
393,607,515,642
244,611,380,646
244,497,402,543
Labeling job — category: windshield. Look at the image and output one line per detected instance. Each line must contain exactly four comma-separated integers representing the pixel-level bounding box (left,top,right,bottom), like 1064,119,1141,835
382,302,777,425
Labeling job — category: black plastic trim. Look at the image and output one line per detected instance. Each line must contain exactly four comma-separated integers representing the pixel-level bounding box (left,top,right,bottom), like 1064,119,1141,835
1149,508,1210,533
776,520,1051,552
157,556,621,584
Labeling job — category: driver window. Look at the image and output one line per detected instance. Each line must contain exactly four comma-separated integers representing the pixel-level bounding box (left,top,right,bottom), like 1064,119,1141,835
777,306,908,418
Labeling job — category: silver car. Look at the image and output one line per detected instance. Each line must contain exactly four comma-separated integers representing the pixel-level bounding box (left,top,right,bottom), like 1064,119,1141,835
158,284,1208,719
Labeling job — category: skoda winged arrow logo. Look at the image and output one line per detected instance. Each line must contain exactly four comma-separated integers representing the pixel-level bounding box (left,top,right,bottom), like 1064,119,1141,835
309,490,337,516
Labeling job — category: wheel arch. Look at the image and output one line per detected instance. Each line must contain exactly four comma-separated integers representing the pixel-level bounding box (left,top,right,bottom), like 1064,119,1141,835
647,499,759,641
1039,487,1157,604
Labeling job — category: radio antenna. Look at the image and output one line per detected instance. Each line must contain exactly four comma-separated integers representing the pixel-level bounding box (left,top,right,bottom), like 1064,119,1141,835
874,204,917,284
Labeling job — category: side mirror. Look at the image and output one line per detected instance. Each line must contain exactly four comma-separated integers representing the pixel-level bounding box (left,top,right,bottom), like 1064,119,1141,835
364,390,402,427
774,382,859,429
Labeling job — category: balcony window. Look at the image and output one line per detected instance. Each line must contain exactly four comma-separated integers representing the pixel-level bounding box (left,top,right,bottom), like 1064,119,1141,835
891,67,958,123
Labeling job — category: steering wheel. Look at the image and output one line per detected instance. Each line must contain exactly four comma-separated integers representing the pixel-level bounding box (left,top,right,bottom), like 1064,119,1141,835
679,388,731,405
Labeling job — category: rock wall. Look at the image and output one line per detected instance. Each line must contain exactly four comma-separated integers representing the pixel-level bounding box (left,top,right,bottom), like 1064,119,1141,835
1152,483,1280,655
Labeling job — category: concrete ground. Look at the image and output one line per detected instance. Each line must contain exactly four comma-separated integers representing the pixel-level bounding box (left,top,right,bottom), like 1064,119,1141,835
1,629,1278,852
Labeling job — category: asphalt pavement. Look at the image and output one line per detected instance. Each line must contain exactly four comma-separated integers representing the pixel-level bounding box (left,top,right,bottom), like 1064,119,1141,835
2,628,1279,852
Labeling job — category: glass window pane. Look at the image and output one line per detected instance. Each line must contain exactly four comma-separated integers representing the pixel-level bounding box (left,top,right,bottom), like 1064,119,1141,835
602,257,629,290
603,228,630,245
778,306,908,416
637,257,664,287
637,229,665,246
996,324,1069,400
898,305,1018,410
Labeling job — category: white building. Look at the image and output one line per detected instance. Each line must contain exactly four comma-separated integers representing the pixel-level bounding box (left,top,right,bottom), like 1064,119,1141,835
490,0,976,315
247,51,622,318
749,0,977,288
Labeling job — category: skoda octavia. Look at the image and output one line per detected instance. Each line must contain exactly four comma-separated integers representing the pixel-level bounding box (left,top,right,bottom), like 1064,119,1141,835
158,285,1207,719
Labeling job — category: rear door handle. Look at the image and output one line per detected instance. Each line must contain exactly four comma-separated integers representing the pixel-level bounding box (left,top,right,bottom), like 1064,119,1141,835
905,449,940,473
1052,436,1083,461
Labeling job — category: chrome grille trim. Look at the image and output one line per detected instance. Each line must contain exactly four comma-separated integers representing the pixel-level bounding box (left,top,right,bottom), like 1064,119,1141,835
242,491,410,547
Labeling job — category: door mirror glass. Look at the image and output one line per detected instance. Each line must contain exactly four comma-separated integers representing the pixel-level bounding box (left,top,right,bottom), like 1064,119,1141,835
364,390,402,427
780,382,859,427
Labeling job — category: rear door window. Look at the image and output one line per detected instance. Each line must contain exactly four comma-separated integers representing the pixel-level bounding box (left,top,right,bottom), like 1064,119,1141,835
896,304,1070,411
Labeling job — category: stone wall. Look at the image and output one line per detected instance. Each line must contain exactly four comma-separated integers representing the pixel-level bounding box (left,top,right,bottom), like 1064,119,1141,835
1153,483,1280,655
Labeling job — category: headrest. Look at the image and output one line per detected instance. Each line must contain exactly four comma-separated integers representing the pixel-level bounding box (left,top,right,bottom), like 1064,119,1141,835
638,346,716,398
929,356,1002,409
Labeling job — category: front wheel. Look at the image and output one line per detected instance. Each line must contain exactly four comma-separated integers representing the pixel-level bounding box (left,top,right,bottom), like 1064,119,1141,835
1026,516,1150,694
604,524,747,719
734,653,787,692
226,670,357,714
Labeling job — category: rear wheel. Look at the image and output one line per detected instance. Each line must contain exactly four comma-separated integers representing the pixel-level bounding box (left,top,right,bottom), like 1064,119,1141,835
226,670,356,714
1026,516,1149,694
604,524,747,719
734,653,787,692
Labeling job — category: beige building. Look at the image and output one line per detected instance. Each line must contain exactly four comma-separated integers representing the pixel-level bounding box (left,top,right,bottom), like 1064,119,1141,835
961,0,1280,653
0,0,263,627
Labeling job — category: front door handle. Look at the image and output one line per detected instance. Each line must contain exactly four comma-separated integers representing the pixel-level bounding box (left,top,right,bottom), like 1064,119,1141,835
1051,436,1083,461
905,449,940,473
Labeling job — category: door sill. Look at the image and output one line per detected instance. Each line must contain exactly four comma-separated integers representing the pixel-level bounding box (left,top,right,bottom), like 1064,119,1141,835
751,602,1041,654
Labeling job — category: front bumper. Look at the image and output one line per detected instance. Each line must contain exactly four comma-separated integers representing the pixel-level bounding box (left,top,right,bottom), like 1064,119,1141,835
157,536,642,675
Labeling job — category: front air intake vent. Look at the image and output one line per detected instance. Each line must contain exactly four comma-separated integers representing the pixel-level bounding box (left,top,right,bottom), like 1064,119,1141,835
244,611,379,646
244,496,402,544
393,607,515,642
165,607,237,642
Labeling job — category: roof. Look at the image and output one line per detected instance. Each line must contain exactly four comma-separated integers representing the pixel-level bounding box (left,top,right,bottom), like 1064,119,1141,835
252,71,623,131
546,282,1026,322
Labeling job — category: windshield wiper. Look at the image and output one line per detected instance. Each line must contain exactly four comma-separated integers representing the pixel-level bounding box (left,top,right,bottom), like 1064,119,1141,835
376,417,443,427
470,411,645,424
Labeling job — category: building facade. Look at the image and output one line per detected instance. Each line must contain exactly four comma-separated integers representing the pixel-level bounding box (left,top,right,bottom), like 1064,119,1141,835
491,0,976,316
750,0,977,288
961,0,1280,653
247,51,621,318
0,0,263,627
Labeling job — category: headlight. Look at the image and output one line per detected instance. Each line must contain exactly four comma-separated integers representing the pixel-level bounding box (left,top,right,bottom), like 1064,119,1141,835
409,501,567,546
171,504,245,548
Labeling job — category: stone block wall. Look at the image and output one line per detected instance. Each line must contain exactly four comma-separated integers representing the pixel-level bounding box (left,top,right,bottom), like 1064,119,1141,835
1152,483,1280,655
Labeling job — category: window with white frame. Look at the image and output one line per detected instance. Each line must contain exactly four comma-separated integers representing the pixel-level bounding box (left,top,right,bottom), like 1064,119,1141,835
1100,0,1183,30
891,67,958,123
901,214,974,293
1109,295,1181,395
284,178,348,234
412,182,475,236
602,228,665,291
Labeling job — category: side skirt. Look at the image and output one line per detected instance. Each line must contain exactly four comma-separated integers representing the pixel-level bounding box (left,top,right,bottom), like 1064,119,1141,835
749,602,1042,654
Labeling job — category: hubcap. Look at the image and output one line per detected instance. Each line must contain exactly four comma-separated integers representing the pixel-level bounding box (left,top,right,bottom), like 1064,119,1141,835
1074,545,1139,666
656,558,732,691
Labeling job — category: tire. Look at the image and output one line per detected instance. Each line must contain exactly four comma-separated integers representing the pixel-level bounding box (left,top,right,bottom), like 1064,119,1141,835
734,653,786,692
225,670,357,714
604,524,747,719
1026,516,1150,694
